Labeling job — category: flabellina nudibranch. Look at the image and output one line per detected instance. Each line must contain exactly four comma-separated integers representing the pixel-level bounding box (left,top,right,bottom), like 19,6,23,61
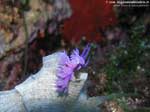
56,44,91,94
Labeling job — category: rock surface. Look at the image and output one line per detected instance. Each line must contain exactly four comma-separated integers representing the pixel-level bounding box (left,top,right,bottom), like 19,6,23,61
0,52,89,112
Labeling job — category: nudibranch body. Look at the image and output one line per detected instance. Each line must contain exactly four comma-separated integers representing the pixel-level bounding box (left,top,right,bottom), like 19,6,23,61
56,44,91,94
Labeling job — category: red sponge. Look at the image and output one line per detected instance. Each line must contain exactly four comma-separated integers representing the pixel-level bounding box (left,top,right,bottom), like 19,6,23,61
62,0,117,42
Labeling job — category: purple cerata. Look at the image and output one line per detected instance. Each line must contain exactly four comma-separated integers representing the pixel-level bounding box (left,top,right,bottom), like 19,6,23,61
56,44,91,94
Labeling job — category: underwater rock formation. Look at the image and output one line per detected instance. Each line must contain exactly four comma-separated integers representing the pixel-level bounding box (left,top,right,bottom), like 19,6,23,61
0,0,72,58
0,46,103,112
0,51,88,112
0,0,72,90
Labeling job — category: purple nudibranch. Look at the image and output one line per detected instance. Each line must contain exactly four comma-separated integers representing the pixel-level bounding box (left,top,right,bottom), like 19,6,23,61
56,44,91,94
